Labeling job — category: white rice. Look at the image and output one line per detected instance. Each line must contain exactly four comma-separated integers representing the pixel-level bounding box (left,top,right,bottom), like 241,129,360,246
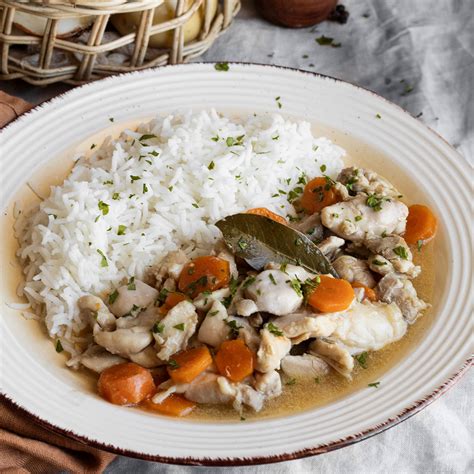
14,110,345,354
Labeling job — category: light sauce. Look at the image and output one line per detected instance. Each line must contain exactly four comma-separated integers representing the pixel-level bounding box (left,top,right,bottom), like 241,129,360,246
1,118,435,422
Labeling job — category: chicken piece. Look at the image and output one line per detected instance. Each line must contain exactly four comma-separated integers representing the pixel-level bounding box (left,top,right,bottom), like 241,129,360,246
128,345,164,368
377,273,428,323
333,182,351,201
324,300,407,353
248,312,264,328
321,195,408,243
275,312,337,344
218,377,265,412
292,212,324,242
253,370,282,399
317,236,346,262
228,316,261,352
265,263,316,282
368,255,395,275
216,244,239,279
338,166,401,198
197,300,229,348
66,345,125,372
234,299,259,317
281,354,330,379
153,301,198,360
256,326,291,372
94,326,153,357
333,255,376,288
78,295,116,331
153,250,188,286
109,280,159,318
245,269,304,316
365,234,420,278
116,305,161,330
310,339,354,379
193,288,231,312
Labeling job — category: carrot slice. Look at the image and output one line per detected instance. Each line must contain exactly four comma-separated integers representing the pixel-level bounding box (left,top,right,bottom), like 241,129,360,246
404,204,437,245
158,291,190,315
142,394,196,417
307,275,355,313
98,363,155,406
301,177,341,214
167,346,213,384
215,339,254,382
352,281,377,301
246,207,287,225
178,256,230,298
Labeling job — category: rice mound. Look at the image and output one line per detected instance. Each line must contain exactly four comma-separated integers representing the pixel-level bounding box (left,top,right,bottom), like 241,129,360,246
14,110,345,355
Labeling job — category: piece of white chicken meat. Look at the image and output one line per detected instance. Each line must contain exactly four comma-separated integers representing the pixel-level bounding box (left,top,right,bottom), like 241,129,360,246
78,295,116,331
66,344,126,372
253,370,282,399
153,250,188,287
310,339,355,379
338,166,402,199
377,273,428,323
108,279,159,318
281,354,330,379
153,300,198,360
333,255,376,288
365,234,420,278
321,195,408,243
317,236,346,262
256,326,291,372
291,212,325,242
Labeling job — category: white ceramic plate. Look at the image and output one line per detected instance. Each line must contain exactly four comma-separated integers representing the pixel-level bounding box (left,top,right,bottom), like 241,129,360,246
0,64,471,465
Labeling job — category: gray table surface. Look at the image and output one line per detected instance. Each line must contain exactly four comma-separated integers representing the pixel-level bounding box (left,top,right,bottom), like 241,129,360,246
2,1,472,473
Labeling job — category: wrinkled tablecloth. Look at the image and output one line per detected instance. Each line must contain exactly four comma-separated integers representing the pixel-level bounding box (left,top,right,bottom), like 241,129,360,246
1,0,472,472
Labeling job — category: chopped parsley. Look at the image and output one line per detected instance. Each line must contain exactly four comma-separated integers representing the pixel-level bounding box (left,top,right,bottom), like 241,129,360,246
192,203,199,209
168,186,173,192
108,289,119,304
139,134,157,141
209,310,219,317
417,240,423,252
287,186,304,203
268,273,277,285
393,246,409,260
267,322,283,337
211,135,219,142
109,117,114,122
97,249,108,267
168,359,180,369
289,278,303,297
90,143,96,150
401,84,414,96
173,323,185,331
372,259,387,266
98,201,109,216
366,194,385,211
226,319,242,339
103,180,113,185
280,262,288,273
208,161,215,170
320,164,327,173
368,381,380,388
275,96,282,109
226,135,245,147
242,276,256,288
316,35,341,47
272,134,280,140
142,183,148,193
130,175,141,183
214,62,229,72
55,340,64,353
149,150,159,157
355,352,368,369
355,215,363,222
127,276,136,291
152,321,164,333
238,237,248,250
117,225,127,236
376,113,382,119
156,288,169,306
112,193,120,200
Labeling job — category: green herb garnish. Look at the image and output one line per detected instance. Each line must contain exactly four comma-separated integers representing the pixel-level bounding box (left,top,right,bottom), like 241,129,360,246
208,161,215,170
269,273,277,285
355,352,368,369
152,321,164,334
97,249,108,267
393,246,409,260
417,240,423,252
226,319,242,339
98,201,109,216
139,134,157,141
366,194,385,211
173,323,185,331
267,322,283,337
168,359,180,369
55,340,63,353
372,259,387,266
316,35,341,47
214,62,229,72
108,289,119,304
112,193,120,200
130,175,141,182
368,381,380,388
117,225,127,236
127,276,136,291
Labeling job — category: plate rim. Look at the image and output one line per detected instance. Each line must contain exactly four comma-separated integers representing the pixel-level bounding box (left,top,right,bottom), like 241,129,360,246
0,62,471,466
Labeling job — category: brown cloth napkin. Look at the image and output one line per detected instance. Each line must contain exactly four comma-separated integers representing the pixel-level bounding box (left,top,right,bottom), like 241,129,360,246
0,91,116,473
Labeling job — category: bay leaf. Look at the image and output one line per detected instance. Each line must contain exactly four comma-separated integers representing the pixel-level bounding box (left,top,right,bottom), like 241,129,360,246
215,213,338,277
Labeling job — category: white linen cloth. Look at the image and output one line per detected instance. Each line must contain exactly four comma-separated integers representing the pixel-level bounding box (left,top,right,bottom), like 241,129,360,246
2,0,472,472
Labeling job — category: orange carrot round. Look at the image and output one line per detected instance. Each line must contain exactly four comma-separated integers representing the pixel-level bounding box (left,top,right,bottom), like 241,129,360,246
352,281,377,301
142,394,195,417
301,177,341,214
246,207,287,225
167,346,213,384
178,256,230,298
158,291,190,315
98,363,155,406
215,339,254,382
307,275,355,313
404,204,437,245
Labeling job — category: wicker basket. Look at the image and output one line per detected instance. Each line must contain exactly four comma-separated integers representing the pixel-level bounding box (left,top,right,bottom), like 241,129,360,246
0,0,240,85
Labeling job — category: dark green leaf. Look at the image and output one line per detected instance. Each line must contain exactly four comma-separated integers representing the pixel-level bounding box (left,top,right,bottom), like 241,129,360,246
97,249,108,267
173,323,185,331
127,276,136,291
139,134,157,141
215,213,337,276
368,381,380,388
98,201,109,216
152,321,164,333
214,62,229,72
393,246,409,260
108,289,119,304
355,351,368,369
117,225,127,236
